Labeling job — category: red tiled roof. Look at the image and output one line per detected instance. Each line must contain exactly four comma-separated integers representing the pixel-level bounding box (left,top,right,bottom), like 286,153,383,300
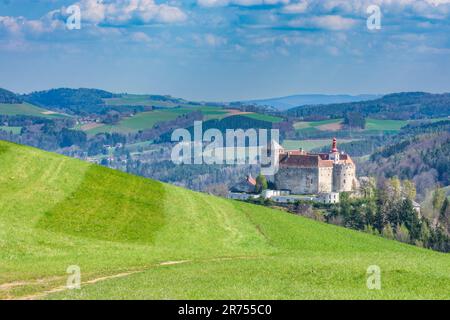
247,176,256,186
279,153,334,168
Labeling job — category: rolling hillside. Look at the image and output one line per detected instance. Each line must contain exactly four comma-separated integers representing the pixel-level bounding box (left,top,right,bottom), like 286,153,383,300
0,103,67,119
287,92,450,119
1,140,450,300
244,94,379,111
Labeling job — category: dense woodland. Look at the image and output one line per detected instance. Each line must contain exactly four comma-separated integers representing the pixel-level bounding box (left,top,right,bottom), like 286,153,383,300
286,92,450,120
23,88,117,115
0,88,22,103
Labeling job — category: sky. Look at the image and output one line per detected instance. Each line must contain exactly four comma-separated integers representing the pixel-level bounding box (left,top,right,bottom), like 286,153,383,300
0,0,450,101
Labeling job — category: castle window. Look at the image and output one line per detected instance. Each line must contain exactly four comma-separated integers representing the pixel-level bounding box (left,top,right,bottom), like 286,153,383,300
311,178,313,184
344,179,346,184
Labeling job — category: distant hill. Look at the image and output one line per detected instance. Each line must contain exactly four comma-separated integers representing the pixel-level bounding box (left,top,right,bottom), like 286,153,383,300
287,92,450,120
0,88,22,104
1,140,450,299
23,88,117,115
243,94,380,111
359,121,450,199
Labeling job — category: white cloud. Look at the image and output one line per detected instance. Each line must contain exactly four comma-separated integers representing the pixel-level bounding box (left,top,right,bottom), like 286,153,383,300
69,0,187,26
198,0,289,7
289,15,358,31
282,1,309,13
193,33,228,47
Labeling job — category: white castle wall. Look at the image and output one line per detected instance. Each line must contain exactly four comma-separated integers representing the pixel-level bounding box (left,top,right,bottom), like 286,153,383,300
333,163,356,192
274,167,320,194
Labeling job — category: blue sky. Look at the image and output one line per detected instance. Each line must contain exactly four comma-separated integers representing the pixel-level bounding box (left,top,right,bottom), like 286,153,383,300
0,0,450,101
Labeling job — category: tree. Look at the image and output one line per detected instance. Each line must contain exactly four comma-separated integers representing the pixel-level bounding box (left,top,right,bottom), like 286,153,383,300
439,198,450,234
395,224,411,243
382,224,395,240
403,180,416,201
255,174,268,193
433,188,446,216
398,199,421,241
343,112,366,129
360,177,376,198
390,177,402,199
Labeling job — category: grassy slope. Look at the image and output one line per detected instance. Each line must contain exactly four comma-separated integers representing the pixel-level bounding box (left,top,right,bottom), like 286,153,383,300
293,118,409,133
242,113,284,123
85,107,230,134
282,139,357,151
0,103,66,118
86,108,192,134
0,140,450,300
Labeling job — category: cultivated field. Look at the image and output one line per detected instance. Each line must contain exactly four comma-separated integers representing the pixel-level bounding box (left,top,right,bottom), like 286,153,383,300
83,107,266,134
0,103,67,118
294,118,410,133
1,140,450,300
282,139,357,151
242,113,284,123
86,108,194,134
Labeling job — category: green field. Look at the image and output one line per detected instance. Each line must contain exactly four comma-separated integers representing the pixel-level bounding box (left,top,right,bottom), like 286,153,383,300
282,139,357,151
1,140,450,300
365,119,408,131
0,103,66,118
0,126,21,134
242,113,284,123
86,108,193,134
85,106,233,134
104,94,193,108
294,118,409,133
294,118,343,131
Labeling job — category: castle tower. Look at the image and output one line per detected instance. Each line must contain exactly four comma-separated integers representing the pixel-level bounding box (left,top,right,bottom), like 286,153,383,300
329,138,340,163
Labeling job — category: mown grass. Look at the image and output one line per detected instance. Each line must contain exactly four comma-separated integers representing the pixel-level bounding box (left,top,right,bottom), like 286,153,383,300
242,113,284,123
1,140,450,300
86,106,230,134
293,118,409,133
365,119,408,131
86,108,192,134
0,103,66,118
282,139,357,151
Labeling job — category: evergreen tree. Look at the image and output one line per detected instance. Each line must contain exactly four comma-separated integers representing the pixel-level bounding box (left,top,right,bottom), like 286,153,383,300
382,224,395,240
255,174,268,193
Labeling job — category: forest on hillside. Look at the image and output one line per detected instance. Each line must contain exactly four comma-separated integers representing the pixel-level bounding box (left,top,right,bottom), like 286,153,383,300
286,92,450,120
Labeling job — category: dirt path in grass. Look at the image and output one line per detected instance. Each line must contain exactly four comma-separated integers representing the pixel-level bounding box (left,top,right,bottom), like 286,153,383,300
3,256,260,300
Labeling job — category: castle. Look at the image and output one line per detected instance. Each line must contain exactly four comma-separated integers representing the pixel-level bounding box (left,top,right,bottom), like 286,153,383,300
228,138,358,204
272,138,358,194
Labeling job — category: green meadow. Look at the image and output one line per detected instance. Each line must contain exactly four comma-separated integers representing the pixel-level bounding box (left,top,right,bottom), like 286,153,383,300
104,94,192,108
242,113,284,123
294,118,410,133
365,119,408,131
1,140,450,300
85,106,231,134
282,139,357,151
86,108,193,134
0,103,66,119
